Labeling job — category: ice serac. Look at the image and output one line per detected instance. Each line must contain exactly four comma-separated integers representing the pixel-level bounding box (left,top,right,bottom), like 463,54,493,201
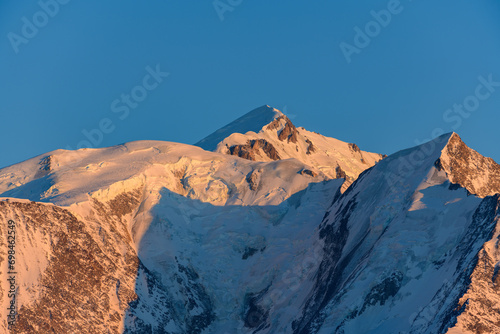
195,105,385,191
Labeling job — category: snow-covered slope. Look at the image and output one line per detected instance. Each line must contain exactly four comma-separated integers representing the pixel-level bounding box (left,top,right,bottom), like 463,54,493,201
286,132,500,334
195,105,385,190
0,140,329,207
1,121,500,333
0,139,341,333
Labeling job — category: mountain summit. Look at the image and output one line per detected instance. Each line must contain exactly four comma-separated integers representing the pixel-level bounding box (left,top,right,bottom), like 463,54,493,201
196,105,385,190
437,132,500,197
195,105,283,151
382,132,500,199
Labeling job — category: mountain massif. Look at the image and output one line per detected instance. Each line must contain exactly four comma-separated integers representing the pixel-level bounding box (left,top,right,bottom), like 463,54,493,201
1,105,499,333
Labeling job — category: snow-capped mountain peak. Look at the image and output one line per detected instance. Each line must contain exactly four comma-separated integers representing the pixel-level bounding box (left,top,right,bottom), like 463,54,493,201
196,105,385,190
284,131,500,334
194,105,283,151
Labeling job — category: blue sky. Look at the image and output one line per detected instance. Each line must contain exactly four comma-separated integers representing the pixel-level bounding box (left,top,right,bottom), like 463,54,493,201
1,0,499,168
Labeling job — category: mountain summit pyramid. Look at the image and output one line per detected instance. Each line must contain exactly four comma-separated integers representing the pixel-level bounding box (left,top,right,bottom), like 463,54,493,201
195,105,284,151
438,132,500,197
196,105,385,190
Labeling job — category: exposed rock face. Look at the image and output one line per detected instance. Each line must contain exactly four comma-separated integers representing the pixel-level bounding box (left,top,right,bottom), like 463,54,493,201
34,155,52,178
348,143,361,153
334,164,358,193
0,194,141,334
195,105,282,151
446,195,500,334
437,133,500,197
299,169,318,177
277,119,299,144
246,170,260,191
266,115,286,131
335,165,347,180
267,115,299,143
288,135,500,334
305,139,316,155
4,123,500,333
228,140,281,161
359,271,404,313
0,189,221,334
0,139,342,333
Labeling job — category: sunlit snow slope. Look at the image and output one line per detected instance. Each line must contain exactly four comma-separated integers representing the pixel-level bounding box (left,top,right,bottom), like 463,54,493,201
0,138,341,333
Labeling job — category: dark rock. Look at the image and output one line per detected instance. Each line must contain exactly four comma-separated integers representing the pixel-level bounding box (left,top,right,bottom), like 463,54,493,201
267,115,299,144
278,120,298,143
292,197,358,333
266,116,284,131
34,156,52,178
438,133,500,197
299,169,317,177
228,140,281,161
243,289,270,330
359,271,403,314
305,139,316,155
242,246,266,260
335,165,347,179
246,170,260,191
348,143,361,153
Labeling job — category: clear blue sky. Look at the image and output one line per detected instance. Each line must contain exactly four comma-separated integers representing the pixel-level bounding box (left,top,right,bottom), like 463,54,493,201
1,0,499,168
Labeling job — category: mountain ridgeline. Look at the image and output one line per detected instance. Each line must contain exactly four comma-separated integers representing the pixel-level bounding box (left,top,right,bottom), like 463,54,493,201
0,106,499,333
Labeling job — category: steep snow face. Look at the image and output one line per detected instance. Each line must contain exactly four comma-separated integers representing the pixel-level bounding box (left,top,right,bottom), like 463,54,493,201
135,178,343,334
437,133,500,198
196,106,385,191
283,133,500,334
194,105,283,152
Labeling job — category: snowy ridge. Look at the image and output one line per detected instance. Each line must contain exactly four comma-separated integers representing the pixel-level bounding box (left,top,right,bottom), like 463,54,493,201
194,105,283,151
196,106,385,191
0,140,328,208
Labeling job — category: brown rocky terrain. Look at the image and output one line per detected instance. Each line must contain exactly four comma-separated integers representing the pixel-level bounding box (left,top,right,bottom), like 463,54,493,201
437,133,500,197
0,191,142,333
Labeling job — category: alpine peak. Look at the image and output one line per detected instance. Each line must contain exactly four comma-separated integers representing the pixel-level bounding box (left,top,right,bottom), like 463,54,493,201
196,105,385,191
437,132,500,197
194,105,283,151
